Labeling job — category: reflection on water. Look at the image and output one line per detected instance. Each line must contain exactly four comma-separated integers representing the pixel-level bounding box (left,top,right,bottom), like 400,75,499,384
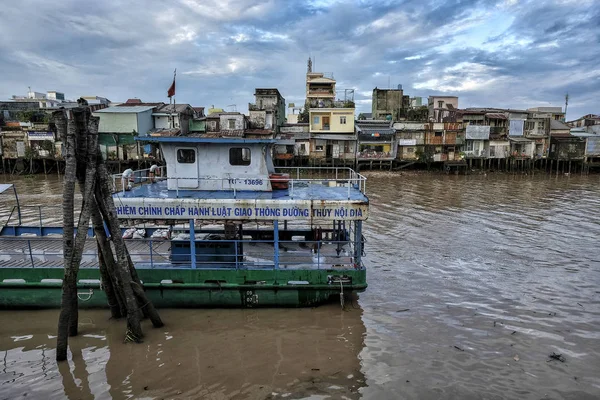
2,172,600,399
0,306,366,399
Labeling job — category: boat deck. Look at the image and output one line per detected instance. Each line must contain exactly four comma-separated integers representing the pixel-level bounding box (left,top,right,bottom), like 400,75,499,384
114,180,368,202
0,237,356,270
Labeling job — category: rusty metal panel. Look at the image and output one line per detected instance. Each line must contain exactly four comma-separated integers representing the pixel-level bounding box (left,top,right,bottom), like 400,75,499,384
444,122,461,130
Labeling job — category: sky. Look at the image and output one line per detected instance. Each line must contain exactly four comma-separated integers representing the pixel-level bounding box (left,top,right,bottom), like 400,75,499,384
0,0,598,121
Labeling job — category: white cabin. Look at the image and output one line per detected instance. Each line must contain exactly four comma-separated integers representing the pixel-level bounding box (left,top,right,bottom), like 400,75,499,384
157,138,276,191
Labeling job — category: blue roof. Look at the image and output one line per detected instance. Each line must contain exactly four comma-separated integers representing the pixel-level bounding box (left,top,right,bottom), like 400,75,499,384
136,137,276,144
114,180,367,202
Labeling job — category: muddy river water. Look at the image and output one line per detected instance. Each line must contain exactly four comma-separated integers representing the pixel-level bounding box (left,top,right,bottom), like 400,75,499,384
0,172,599,399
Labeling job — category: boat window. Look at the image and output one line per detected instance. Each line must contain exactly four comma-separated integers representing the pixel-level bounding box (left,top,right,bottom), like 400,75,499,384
177,149,195,164
229,147,251,166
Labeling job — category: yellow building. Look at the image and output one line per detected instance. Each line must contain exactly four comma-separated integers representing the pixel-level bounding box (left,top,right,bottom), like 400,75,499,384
304,58,356,164
309,109,354,133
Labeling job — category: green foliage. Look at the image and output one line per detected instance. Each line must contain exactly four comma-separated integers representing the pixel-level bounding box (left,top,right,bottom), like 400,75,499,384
40,140,54,153
15,110,49,123
24,145,35,160
297,101,309,123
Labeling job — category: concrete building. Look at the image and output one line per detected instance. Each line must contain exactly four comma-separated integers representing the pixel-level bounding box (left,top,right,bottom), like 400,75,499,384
527,107,565,122
428,96,459,122
274,123,310,164
394,122,427,161
305,59,356,165
248,88,286,137
306,67,336,108
93,105,156,161
356,120,396,163
152,104,194,135
566,114,600,128
46,91,65,101
371,87,409,121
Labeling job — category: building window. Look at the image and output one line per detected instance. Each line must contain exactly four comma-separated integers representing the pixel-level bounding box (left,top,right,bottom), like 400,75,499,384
340,116,347,124
315,145,324,151
228,119,236,129
435,132,443,137
313,116,320,124
525,121,534,130
538,121,545,130
438,101,444,108
407,147,414,153
489,146,496,157
229,148,251,166
466,141,474,152
177,149,195,164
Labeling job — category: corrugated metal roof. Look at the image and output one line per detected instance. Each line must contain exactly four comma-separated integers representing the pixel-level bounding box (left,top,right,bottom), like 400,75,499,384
95,106,155,113
550,119,571,130
485,113,507,120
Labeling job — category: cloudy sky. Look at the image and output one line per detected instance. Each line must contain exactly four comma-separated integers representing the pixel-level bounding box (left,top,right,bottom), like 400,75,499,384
0,0,598,120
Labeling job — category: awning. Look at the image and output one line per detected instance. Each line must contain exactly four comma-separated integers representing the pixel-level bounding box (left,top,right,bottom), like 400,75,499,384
359,128,395,135
118,134,137,145
98,133,117,146
311,134,356,141
509,137,534,142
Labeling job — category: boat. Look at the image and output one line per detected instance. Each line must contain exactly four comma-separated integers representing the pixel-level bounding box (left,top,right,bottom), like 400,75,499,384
0,137,368,308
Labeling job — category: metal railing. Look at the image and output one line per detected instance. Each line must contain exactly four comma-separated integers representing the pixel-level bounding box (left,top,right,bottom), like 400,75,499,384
112,166,166,193
0,236,364,271
112,166,367,199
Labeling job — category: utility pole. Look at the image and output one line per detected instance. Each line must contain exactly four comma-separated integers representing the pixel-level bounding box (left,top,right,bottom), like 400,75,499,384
564,93,569,121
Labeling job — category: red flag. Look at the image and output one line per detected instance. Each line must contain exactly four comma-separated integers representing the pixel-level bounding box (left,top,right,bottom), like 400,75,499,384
167,79,175,98
167,69,176,98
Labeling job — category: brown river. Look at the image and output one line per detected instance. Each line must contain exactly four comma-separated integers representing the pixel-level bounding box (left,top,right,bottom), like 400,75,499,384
1,172,599,399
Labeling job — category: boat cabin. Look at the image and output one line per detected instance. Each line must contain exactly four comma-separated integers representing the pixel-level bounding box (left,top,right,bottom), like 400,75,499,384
159,138,277,191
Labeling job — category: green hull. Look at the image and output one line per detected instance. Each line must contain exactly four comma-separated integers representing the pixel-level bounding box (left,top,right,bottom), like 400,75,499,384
0,268,367,309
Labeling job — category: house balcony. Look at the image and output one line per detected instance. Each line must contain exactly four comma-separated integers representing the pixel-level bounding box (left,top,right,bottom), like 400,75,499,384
490,127,507,135
307,89,335,98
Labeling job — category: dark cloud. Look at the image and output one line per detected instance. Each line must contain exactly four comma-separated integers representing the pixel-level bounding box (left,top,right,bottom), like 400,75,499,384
0,0,597,119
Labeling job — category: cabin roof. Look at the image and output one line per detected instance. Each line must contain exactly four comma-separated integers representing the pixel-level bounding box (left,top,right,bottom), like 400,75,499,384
136,136,276,144
115,180,368,202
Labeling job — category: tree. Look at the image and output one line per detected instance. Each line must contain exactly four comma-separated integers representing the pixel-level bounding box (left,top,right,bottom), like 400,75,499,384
297,101,310,123
54,103,163,362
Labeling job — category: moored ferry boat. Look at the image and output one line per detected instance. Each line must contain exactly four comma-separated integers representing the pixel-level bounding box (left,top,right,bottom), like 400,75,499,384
0,137,368,308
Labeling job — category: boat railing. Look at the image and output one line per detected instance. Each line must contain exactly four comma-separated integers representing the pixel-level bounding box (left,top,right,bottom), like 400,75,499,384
111,166,167,193
0,236,364,271
112,166,367,199
3,205,63,230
